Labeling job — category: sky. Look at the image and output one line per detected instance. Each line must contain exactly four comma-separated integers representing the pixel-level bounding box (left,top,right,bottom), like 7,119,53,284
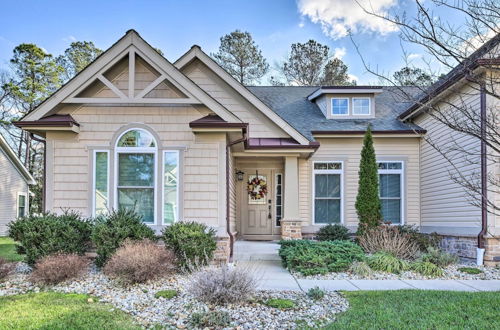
0,0,464,85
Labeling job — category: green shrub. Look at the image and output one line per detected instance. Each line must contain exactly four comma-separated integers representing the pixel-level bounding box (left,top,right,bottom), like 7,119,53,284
162,221,216,270
458,267,483,275
420,247,459,267
316,224,350,241
307,286,325,300
8,212,92,266
264,298,296,309
91,209,156,267
154,290,178,299
349,261,373,277
410,261,444,277
278,240,365,275
189,311,231,328
396,225,440,251
367,252,409,274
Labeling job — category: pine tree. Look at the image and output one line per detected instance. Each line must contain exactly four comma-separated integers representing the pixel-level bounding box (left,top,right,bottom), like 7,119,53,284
355,125,382,235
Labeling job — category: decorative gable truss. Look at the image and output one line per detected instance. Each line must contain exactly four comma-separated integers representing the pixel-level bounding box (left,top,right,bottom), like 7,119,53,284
21,30,240,123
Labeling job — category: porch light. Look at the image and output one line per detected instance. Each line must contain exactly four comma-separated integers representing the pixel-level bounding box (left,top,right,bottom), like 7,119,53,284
236,170,245,181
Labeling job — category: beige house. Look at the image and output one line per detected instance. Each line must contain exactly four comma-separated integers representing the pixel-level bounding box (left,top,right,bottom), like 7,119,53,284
15,30,499,264
0,134,35,235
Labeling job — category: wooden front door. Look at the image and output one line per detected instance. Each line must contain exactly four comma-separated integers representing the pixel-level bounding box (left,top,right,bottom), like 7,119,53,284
241,170,273,236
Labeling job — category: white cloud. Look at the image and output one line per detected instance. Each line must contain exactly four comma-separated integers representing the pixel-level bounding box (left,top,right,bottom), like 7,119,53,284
62,35,77,42
298,22,305,28
407,53,422,60
333,47,346,59
297,0,399,39
348,73,359,82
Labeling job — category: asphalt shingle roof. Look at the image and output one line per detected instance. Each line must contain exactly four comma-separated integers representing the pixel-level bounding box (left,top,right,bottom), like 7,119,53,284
247,86,425,141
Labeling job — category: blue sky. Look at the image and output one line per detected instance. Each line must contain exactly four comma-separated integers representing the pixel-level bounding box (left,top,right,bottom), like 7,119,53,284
0,0,459,84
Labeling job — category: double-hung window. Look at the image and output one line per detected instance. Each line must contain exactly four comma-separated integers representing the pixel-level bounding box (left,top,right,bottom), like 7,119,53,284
331,98,349,115
313,162,343,224
352,98,370,115
378,161,404,224
17,193,27,218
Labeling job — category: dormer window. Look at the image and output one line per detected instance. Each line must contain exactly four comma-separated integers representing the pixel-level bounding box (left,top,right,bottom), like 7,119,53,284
352,98,371,115
332,98,349,115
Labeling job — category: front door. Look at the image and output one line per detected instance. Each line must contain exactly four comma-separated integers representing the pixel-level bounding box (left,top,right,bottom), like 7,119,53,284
242,170,273,236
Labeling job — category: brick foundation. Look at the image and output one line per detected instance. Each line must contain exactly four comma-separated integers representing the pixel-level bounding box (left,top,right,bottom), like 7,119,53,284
439,235,499,266
281,220,302,240
213,236,230,263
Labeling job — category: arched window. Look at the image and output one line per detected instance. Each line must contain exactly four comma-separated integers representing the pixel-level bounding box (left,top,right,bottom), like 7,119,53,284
116,129,157,224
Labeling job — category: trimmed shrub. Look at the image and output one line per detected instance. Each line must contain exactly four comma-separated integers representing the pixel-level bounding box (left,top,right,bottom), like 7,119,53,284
458,267,483,275
91,209,156,267
189,311,231,328
397,225,440,251
358,225,419,260
30,253,90,285
420,247,459,267
316,224,350,241
154,290,178,299
188,265,256,305
307,286,325,300
103,239,176,284
278,240,365,276
367,252,409,274
410,261,444,277
162,221,216,270
8,212,92,266
264,298,296,309
0,258,15,281
349,261,373,277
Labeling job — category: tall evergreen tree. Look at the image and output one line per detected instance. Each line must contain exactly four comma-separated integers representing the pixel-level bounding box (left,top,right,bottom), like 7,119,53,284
57,41,103,81
355,125,382,235
211,30,269,85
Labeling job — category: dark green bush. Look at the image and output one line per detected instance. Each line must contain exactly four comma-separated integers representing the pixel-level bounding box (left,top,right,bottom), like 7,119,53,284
162,221,216,270
396,225,440,251
307,286,325,300
278,240,365,275
316,224,350,241
91,209,156,267
8,212,92,266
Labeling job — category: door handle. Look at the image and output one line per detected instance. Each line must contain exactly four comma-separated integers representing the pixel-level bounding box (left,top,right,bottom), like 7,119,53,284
268,204,272,219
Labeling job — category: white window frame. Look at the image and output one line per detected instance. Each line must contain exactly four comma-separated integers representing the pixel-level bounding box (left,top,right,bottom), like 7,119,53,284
377,161,404,225
92,150,110,217
352,97,371,115
312,161,344,225
331,97,349,116
17,192,28,218
114,129,158,226
275,173,283,227
162,150,180,225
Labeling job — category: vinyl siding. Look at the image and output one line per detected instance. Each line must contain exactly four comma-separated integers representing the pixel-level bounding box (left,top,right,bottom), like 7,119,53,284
0,149,29,235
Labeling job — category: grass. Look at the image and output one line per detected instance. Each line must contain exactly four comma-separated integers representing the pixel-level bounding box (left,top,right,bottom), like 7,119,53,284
264,298,296,309
328,290,500,329
0,237,23,262
0,292,140,329
458,267,483,274
154,289,178,299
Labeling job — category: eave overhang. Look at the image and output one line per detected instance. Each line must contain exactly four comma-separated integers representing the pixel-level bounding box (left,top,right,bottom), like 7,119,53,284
13,114,80,135
307,86,384,101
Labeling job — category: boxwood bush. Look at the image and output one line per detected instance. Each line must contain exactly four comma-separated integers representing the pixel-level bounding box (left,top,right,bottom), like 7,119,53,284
162,221,216,270
8,211,92,266
91,209,156,267
278,240,365,275
316,224,350,241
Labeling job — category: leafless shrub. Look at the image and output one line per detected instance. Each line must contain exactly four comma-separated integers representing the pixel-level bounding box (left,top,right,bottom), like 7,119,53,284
0,258,15,281
358,225,419,260
104,239,176,284
30,253,90,285
188,265,257,305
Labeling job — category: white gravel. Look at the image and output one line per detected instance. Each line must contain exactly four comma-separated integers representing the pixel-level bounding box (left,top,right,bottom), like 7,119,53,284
0,263,348,329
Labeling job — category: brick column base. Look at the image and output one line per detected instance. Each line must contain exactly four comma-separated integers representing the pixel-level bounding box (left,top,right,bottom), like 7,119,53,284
281,220,302,240
439,235,499,266
484,237,500,267
213,236,230,263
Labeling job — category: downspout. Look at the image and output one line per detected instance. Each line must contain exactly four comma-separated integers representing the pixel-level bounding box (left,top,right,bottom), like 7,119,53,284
30,133,46,213
477,85,487,265
226,129,247,260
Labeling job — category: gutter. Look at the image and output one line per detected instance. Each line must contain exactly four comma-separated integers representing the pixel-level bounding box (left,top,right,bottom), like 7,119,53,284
226,131,247,260
477,85,488,265
30,133,46,213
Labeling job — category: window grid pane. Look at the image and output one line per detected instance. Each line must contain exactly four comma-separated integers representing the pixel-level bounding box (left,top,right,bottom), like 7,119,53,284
275,174,283,226
314,173,341,224
94,151,108,216
352,98,370,115
164,151,178,225
332,98,348,115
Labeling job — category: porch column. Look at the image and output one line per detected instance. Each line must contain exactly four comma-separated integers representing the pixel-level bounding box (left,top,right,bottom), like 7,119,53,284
282,156,302,239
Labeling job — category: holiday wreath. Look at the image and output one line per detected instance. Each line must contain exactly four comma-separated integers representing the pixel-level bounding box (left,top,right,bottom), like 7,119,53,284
247,176,268,200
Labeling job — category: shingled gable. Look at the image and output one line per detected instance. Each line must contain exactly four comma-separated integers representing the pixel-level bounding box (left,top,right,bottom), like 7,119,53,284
20,30,241,124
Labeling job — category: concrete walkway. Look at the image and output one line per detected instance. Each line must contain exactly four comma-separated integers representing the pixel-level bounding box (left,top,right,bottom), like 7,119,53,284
233,241,500,292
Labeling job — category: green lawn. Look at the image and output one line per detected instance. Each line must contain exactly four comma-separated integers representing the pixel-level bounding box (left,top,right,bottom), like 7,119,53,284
0,237,23,262
0,292,140,329
328,290,500,329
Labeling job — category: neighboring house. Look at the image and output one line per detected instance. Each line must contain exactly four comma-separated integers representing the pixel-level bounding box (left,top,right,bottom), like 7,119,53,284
0,134,35,235
14,30,499,264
